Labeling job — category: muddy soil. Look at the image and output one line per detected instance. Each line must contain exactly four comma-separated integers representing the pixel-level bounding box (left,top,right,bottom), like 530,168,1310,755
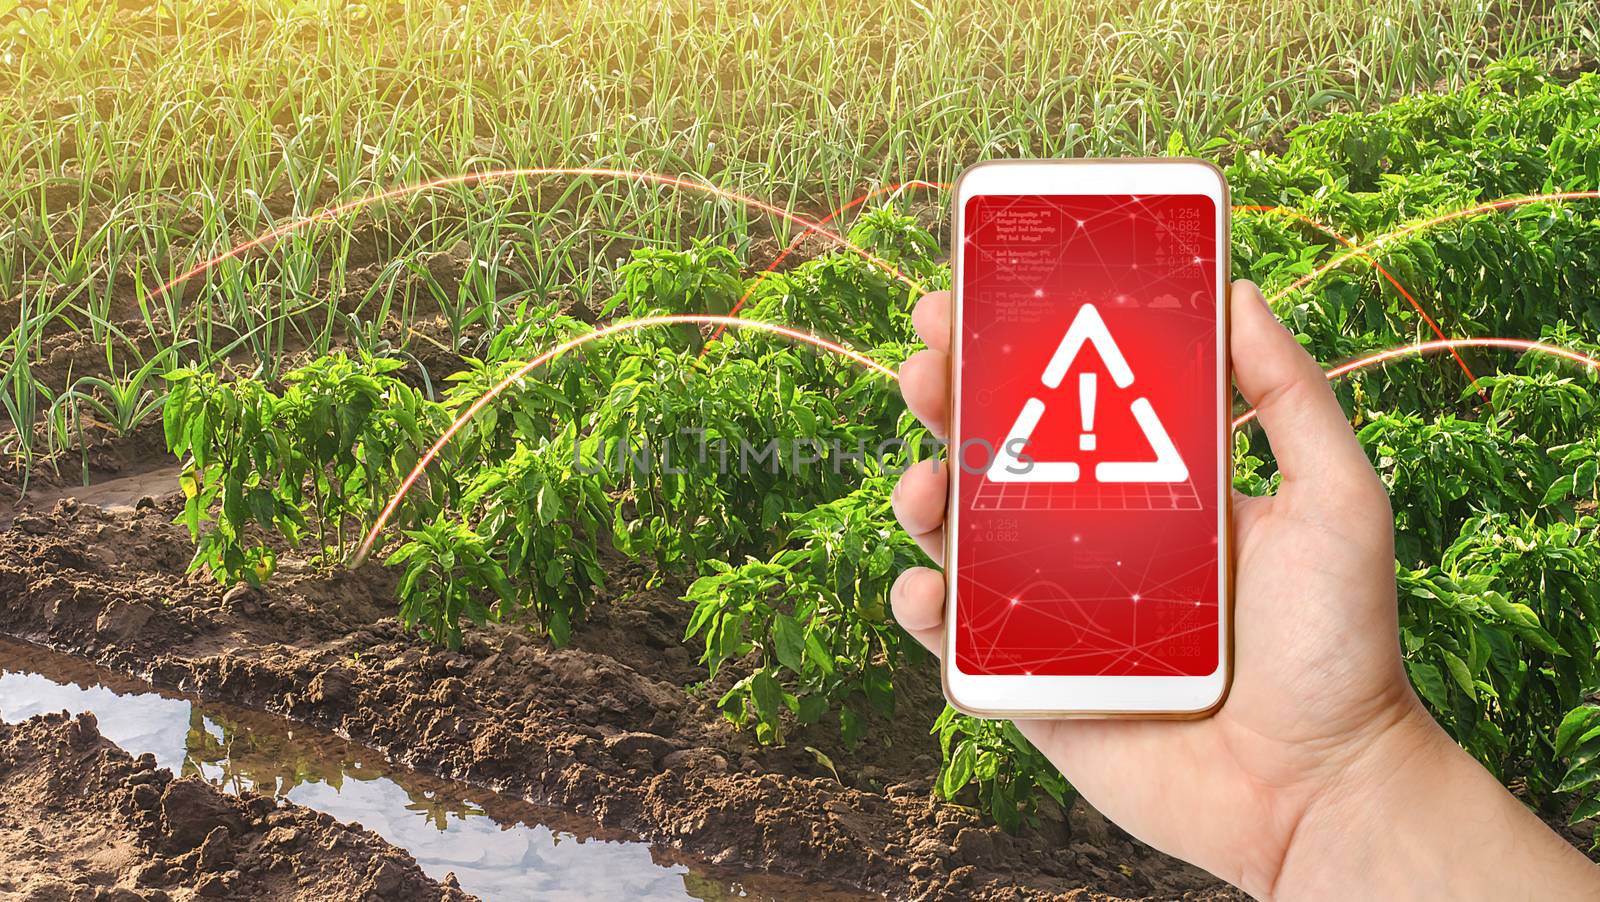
0,485,1239,901
0,711,474,901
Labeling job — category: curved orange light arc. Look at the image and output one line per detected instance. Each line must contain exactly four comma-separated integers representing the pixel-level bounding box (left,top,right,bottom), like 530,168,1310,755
1231,338,1600,429
351,314,897,565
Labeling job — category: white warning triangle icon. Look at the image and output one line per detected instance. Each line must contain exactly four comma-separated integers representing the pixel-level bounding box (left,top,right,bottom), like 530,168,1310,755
987,304,1188,484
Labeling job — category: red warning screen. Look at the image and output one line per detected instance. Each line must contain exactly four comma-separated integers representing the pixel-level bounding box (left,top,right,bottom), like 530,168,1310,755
954,193,1221,676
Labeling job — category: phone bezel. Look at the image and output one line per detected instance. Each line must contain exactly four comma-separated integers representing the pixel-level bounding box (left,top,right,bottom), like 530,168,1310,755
943,158,1234,719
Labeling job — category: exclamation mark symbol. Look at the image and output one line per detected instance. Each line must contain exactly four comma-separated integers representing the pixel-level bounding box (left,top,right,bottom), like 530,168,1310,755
1079,372,1097,451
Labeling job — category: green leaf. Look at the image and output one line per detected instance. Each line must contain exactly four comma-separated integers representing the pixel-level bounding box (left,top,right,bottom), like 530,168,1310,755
535,483,560,525
772,613,805,673
1407,660,1451,712
804,745,841,783
1557,707,1600,758
991,780,1021,833
1571,795,1600,825
549,607,572,647
803,629,835,675
684,594,721,641
750,670,784,734
940,739,977,800
796,694,828,725
1542,476,1574,506
840,707,863,747
863,664,894,714
1559,757,1600,794
223,479,246,532
1441,650,1475,699
247,488,277,530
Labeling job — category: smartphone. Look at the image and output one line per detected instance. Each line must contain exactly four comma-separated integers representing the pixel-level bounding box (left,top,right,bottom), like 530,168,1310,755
944,159,1231,718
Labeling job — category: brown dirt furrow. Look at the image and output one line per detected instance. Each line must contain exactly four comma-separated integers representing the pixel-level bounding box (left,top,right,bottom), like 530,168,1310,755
0,711,475,901
0,492,1238,901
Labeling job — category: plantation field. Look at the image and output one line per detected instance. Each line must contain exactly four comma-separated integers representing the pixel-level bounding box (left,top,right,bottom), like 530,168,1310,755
3,1,1600,899
5,0,1600,431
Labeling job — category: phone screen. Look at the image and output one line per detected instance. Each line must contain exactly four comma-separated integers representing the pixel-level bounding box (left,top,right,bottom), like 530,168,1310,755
955,193,1221,677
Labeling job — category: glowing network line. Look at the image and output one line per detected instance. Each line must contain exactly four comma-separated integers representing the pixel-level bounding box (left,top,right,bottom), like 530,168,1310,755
703,189,1406,347
350,314,898,565
149,167,929,304
703,190,1478,382
155,166,1595,355
354,314,1600,565
142,166,1599,561
1237,204,1479,385
706,179,950,346
155,165,1590,393
1268,191,1600,303
1231,338,1600,429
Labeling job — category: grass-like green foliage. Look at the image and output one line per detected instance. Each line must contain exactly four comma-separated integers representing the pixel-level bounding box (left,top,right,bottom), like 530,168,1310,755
4,0,1597,471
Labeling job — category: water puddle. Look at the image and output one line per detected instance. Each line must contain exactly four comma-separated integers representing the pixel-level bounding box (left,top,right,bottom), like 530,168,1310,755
20,464,183,513
0,637,870,902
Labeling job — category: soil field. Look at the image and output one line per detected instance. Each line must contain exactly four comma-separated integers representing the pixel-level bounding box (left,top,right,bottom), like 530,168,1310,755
0,711,472,901
0,469,1239,901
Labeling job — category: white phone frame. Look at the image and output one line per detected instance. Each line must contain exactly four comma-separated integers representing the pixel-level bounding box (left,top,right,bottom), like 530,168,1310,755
943,159,1233,719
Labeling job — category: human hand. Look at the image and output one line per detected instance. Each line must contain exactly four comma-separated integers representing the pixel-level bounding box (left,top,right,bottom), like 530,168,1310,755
891,280,1600,898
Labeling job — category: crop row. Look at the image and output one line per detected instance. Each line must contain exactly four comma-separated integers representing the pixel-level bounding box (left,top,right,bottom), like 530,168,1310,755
151,66,1600,836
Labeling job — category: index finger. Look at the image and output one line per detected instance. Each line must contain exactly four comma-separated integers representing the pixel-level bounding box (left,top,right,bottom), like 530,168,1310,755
912,291,951,353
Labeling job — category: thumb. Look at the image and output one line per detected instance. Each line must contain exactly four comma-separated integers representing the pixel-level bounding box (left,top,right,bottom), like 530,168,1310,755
1231,281,1379,499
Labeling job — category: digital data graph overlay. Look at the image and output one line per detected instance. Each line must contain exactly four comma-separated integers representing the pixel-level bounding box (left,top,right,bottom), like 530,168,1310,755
954,523,1221,677
955,193,1222,677
971,478,1204,512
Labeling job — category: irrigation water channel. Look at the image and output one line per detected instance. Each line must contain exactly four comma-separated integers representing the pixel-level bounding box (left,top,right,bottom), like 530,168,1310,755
0,636,871,901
